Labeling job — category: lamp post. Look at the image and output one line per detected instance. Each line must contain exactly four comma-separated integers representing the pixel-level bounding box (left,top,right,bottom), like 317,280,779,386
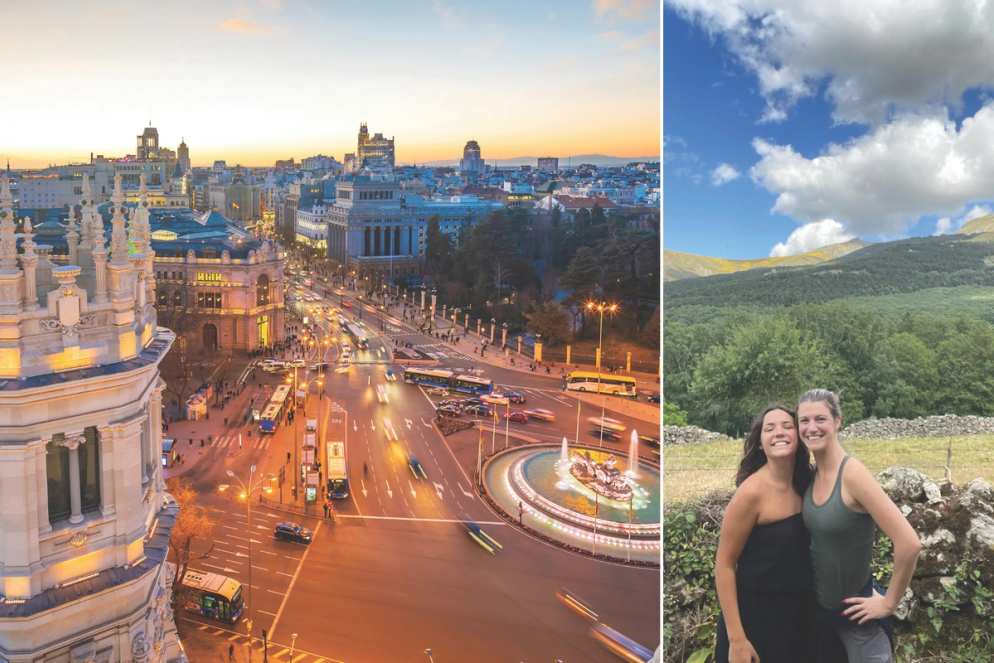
358,295,363,320
378,304,384,332
586,301,618,447
219,466,274,657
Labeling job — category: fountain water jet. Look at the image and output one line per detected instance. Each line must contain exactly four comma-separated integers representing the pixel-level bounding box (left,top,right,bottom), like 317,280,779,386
556,437,571,489
561,437,569,463
627,430,640,478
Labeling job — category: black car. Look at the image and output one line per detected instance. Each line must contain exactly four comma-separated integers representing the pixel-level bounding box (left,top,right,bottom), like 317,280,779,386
436,405,462,418
506,392,526,404
640,434,661,446
274,521,313,544
439,399,464,408
590,427,623,441
310,362,335,371
461,398,484,407
645,392,660,404
466,404,495,417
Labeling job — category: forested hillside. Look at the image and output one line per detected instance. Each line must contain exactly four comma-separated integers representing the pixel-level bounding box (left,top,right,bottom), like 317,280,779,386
664,233,994,437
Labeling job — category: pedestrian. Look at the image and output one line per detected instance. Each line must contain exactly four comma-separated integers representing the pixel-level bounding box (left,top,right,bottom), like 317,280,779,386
323,502,329,518
287,451,291,464
229,644,234,661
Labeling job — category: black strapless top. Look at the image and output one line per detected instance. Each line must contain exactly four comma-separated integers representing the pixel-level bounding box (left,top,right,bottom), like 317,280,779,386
736,513,813,592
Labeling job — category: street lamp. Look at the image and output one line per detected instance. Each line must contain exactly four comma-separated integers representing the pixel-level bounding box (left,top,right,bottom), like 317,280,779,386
358,295,363,320
219,465,274,654
586,300,618,447
378,304,384,332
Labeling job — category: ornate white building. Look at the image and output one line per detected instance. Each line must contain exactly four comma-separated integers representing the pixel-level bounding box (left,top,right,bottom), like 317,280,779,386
0,173,182,662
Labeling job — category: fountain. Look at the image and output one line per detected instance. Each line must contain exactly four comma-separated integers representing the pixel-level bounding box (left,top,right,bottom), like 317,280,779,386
568,450,633,502
627,429,640,478
560,437,569,463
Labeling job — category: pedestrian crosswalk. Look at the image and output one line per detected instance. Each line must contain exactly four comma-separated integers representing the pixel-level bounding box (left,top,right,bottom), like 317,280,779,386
212,435,273,450
186,619,335,662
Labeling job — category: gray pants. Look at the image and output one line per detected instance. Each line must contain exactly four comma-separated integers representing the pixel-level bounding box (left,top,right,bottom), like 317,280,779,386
835,621,892,663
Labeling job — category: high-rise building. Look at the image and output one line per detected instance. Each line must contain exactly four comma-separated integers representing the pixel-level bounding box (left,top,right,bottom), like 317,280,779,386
137,125,160,160
177,138,190,171
0,172,183,662
537,157,559,172
459,140,485,174
355,124,395,170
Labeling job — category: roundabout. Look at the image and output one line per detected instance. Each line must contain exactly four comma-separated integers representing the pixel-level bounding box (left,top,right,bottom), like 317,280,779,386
482,439,660,564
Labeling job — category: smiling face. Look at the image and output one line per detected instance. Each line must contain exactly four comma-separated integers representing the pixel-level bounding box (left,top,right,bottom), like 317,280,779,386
761,408,798,459
798,400,841,451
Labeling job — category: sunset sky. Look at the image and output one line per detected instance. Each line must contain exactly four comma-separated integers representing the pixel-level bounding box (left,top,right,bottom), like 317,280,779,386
1,0,660,168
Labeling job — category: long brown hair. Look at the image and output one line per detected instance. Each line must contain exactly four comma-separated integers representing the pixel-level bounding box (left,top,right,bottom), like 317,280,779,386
735,404,813,495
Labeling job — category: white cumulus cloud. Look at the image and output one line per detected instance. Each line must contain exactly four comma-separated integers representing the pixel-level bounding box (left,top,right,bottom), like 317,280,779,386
935,218,953,235
667,0,994,124
750,105,994,238
710,163,741,186
770,219,855,257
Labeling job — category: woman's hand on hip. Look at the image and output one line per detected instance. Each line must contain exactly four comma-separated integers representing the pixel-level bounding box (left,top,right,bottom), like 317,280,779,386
842,588,893,624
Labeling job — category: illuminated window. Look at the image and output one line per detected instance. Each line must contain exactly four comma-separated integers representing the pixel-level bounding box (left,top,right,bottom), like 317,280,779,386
197,273,222,283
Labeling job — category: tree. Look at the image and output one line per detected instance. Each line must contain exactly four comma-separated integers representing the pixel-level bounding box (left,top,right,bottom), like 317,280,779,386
424,215,453,276
599,225,659,328
560,247,601,334
663,399,688,426
524,301,572,345
934,322,994,416
869,332,939,419
166,478,219,634
641,306,661,349
687,316,835,436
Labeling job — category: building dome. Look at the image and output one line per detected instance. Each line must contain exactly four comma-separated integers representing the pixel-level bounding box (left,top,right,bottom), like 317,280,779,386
464,140,481,160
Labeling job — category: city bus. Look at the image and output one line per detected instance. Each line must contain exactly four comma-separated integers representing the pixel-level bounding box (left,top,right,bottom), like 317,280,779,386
250,389,271,422
326,441,349,499
260,384,292,433
452,374,495,395
345,323,369,350
180,569,244,624
401,368,495,395
564,371,637,397
402,368,454,389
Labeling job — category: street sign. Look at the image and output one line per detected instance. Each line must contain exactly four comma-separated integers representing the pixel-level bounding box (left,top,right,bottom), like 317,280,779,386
278,466,286,487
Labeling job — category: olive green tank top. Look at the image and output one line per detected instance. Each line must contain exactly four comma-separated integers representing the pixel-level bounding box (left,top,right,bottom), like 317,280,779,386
802,455,877,610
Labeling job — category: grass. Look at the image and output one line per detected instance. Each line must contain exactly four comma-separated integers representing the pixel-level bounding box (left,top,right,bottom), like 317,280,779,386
664,434,994,505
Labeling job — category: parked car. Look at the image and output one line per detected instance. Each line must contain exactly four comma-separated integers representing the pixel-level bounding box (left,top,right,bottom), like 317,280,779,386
508,412,528,424
274,522,313,544
524,409,556,422
436,405,462,418
506,392,526,404
426,386,450,396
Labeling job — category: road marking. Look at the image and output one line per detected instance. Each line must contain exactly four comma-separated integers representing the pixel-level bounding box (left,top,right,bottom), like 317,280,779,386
292,655,308,663
252,565,268,571
268,589,286,596
273,649,291,659
198,625,209,631
283,556,302,561
258,610,277,616
213,629,226,636
335,514,505,524
269,520,322,641
259,550,277,555
228,634,242,641
276,571,295,577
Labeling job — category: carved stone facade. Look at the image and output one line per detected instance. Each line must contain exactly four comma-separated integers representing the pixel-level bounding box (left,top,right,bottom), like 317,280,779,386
0,173,183,662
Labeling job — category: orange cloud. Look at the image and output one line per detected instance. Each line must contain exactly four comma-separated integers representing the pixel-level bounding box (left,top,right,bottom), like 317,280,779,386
218,18,268,34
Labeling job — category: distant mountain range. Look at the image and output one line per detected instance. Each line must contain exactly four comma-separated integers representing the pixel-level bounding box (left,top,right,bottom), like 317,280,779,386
664,240,871,282
401,154,660,168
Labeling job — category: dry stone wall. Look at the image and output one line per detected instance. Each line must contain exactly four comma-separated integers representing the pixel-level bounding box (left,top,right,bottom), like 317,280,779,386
665,414,994,447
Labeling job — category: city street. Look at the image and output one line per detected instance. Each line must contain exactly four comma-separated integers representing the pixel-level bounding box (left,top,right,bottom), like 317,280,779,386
177,278,660,662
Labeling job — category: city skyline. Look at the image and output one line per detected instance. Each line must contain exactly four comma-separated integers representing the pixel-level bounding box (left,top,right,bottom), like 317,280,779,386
0,0,660,169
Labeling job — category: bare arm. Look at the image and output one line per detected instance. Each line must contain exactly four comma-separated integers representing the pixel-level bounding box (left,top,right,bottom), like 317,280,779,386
715,480,762,662
842,460,922,623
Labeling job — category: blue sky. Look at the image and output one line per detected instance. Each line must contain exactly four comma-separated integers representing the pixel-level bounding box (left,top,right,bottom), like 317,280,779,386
0,1,659,168
664,1,994,260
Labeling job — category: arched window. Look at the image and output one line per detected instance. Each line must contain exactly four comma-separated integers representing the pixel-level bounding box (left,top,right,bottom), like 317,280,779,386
173,291,183,306
157,290,167,307
257,274,270,307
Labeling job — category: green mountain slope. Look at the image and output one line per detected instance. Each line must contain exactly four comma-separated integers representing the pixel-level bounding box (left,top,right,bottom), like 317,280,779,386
664,240,870,281
664,235,994,323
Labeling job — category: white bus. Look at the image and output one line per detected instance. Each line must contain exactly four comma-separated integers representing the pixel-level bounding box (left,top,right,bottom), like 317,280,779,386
563,371,637,397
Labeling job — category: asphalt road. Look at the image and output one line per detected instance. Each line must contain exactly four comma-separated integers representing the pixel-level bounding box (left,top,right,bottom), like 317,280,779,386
178,279,660,662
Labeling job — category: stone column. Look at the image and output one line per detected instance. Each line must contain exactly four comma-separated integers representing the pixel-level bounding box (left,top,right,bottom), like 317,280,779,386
139,419,148,485
63,432,86,524
34,441,50,534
